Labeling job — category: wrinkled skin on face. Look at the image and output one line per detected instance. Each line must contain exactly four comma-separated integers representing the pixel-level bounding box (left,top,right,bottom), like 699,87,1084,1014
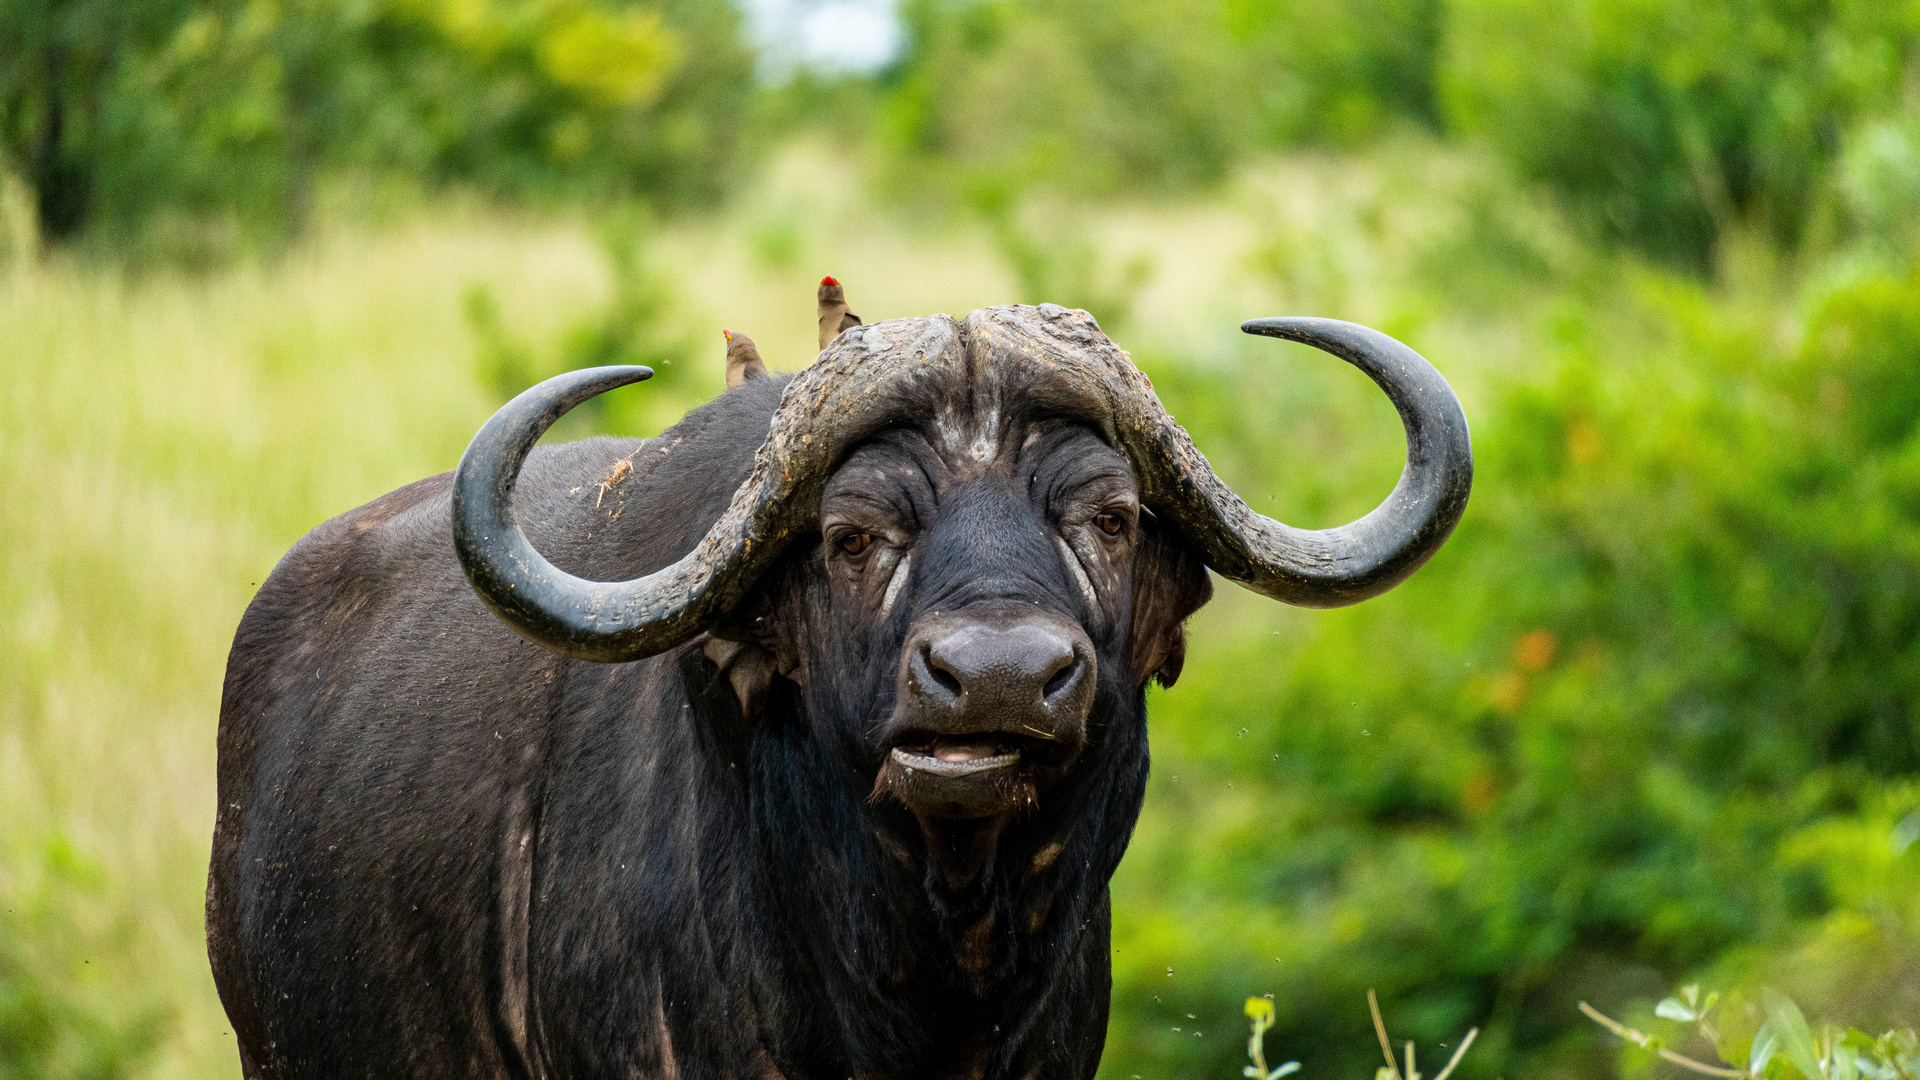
831,424,1183,808
719,418,1212,816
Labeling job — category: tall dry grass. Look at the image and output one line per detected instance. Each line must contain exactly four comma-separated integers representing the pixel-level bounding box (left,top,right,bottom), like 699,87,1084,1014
0,207,603,1077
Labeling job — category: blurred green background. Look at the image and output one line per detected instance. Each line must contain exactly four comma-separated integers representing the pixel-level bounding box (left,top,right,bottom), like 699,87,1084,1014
3,0,1919,1076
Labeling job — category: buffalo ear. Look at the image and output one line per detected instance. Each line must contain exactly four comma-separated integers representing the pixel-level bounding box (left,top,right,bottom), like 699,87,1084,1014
703,636,778,719
703,573,804,719
1128,511,1212,689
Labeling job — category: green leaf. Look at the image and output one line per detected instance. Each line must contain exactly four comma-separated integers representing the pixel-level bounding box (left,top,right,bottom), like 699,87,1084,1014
1659,997,1700,1023
1763,990,1824,1080
1835,1046,1861,1080
1883,1028,1920,1077
1752,1022,1780,1076
1853,1056,1892,1080
1245,997,1275,1024
1843,1032,1879,1054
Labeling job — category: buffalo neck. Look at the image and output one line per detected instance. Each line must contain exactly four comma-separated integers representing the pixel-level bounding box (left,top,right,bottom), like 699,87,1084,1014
719,672,1152,1077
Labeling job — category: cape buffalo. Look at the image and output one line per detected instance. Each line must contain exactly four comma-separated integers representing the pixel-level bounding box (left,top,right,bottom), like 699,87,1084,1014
207,305,1471,1080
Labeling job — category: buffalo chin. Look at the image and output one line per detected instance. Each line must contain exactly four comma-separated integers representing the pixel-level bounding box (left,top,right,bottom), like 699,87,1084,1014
874,748,1037,820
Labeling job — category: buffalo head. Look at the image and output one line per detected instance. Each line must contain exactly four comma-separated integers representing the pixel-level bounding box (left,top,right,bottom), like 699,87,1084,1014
449,304,1470,847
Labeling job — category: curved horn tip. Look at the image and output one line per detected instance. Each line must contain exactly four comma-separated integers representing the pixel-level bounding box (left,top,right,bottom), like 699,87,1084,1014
486,365,656,421
1241,316,1310,334
1193,315,1472,608
553,364,654,394
1239,316,1379,346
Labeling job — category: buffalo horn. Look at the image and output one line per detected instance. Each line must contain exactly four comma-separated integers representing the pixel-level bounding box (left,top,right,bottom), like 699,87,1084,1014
1124,317,1472,607
451,366,670,661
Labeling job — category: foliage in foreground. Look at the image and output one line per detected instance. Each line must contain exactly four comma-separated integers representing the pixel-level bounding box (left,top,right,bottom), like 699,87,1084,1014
1583,985,1919,1080
1234,986,1918,1080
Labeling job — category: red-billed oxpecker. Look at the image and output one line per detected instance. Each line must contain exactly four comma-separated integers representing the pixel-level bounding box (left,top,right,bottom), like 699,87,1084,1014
817,274,861,349
722,328,768,388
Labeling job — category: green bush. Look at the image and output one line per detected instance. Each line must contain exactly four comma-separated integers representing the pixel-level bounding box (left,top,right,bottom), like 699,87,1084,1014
1439,0,1918,268
1584,983,1919,1080
0,0,752,249
877,0,1442,202
873,0,1920,271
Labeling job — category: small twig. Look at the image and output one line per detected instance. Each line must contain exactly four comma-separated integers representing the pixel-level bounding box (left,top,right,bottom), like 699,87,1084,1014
1433,1028,1479,1080
1656,1046,1749,1075
1580,1003,1643,1045
1407,1041,1417,1080
1370,991,1405,1080
595,447,641,508
1579,1002,1749,1078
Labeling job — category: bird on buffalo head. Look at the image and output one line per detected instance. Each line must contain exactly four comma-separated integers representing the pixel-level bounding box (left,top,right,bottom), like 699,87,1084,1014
722,328,768,387
818,274,861,349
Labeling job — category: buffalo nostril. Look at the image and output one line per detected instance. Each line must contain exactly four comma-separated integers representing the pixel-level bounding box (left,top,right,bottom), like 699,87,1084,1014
1042,658,1078,701
927,663,964,699
916,644,965,702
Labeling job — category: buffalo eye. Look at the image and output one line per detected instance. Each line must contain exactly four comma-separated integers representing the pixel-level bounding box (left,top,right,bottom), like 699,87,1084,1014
1093,512,1125,537
839,531,873,556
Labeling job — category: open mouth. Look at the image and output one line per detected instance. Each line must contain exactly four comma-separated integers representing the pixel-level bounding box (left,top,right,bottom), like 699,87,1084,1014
876,731,1077,819
889,737,1022,778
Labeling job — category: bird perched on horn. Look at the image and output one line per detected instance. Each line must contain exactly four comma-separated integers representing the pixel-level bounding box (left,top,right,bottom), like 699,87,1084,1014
817,275,861,349
721,329,768,388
